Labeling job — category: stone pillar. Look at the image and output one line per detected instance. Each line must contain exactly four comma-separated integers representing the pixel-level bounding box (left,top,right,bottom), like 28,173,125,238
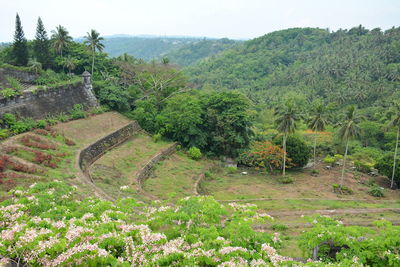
82,71,99,107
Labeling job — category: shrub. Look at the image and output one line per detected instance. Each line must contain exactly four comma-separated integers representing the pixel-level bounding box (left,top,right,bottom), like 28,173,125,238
70,104,86,119
323,155,336,165
332,184,353,195
0,129,9,140
279,176,294,184
368,185,384,197
375,153,400,187
0,88,19,98
311,169,319,175
272,224,288,231
152,133,162,143
238,141,289,173
188,147,202,160
35,120,47,129
274,135,311,168
225,166,237,174
354,160,374,173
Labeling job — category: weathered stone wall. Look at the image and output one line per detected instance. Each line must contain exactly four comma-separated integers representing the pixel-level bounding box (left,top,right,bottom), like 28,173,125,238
0,72,98,119
135,143,177,191
79,121,142,174
0,68,38,84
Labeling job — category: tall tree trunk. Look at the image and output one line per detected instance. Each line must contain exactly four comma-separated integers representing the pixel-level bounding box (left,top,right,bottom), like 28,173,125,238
91,50,95,76
282,134,287,177
340,139,349,186
391,126,399,189
313,133,317,169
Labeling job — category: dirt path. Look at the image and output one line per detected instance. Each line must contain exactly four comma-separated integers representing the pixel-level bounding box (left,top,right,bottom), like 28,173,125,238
267,207,400,217
218,197,399,203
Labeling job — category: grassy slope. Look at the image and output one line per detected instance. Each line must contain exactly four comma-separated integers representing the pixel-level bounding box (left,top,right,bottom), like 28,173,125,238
89,134,171,200
0,112,132,200
144,151,209,201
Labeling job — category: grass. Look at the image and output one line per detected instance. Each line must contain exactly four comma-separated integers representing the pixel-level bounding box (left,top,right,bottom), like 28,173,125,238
89,134,171,199
143,151,208,201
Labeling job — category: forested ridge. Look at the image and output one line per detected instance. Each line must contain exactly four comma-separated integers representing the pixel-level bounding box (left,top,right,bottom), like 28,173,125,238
186,26,400,109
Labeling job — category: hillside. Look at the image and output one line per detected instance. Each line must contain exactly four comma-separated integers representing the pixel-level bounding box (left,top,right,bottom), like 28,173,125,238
164,38,240,66
186,26,400,108
101,36,239,65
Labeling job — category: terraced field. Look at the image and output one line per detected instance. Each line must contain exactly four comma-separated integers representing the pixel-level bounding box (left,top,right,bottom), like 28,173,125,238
89,134,172,200
143,152,210,201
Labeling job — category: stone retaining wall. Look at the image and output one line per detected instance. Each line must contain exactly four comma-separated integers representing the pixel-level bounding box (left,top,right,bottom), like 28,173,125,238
135,143,177,191
0,67,38,83
79,121,142,175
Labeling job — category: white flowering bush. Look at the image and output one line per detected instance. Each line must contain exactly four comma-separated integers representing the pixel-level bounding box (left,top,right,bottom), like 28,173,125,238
0,181,303,266
299,215,400,266
1,181,398,266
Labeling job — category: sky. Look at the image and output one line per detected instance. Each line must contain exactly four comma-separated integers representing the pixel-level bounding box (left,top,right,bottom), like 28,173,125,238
0,0,399,42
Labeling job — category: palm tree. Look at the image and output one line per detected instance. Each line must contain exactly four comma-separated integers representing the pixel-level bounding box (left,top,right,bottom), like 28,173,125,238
308,103,329,170
28,59,42,74
274,102,301,176
338,106,362,186
51,25,72,58
388,102,400,189
84,29,104,75
62,56,77,75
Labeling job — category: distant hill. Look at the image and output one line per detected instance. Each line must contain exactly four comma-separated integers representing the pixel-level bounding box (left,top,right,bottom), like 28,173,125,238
101,36,202,60
185,26,400,108
101,36,239,65
164,38,240,66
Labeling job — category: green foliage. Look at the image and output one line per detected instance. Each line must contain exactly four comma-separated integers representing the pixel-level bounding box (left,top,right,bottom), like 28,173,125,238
187,27,400,110
0,88,19,98
187,147,202,160
33,17,51,68
12,14,28,66
0,129,9,140
35,69,70,85
278,176,294,184
272,224,288,231
69,104,86,119
5,76,22,91
375,153,400,187
152,133,162,143
225,166,237,174
353,160,374,173
300,215,400,265
94,81,131,111
367,185,384,197
332,184,353,195
274,135,311,167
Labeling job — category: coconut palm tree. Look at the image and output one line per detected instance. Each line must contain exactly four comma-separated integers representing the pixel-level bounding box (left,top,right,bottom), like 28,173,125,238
338,106,362,186
51,25,72,58
62,56,77,75
308,103,329,170
274,102,301,176
388,102,400,189
84,29,104,76
28,59,42,74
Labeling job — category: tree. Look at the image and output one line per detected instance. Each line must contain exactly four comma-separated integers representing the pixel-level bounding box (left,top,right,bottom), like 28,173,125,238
274,102,301,176
202,92,254,157
28,59,42,74
62,56,78,75
12,13,28,66
308,102,329,169
387,102,400,188
33,17,50,68
375,154,400,188
51,25,72,58
338,106,362,185
84,29,104,76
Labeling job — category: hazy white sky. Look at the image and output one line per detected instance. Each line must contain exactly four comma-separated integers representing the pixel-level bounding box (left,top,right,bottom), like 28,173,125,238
0,0,399,42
